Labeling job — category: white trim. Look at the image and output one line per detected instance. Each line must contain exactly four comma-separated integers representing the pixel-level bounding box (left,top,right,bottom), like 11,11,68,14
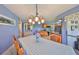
0,14,16,26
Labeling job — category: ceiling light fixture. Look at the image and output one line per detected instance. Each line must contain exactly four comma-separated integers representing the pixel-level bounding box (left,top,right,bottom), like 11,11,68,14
28,4,45,24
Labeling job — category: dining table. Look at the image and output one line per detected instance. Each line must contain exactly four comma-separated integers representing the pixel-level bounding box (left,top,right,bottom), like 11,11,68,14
18,35,76,55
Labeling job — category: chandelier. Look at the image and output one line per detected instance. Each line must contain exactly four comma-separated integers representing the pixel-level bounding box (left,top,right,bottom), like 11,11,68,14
28,4,45,24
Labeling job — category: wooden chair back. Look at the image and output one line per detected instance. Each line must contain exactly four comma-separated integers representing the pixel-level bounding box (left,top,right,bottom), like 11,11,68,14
50,34,62,43
13,36,20,54
17,47,24,55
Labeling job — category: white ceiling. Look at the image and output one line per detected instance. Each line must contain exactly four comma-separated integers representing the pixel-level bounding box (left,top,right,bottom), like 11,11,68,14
4,4,78,20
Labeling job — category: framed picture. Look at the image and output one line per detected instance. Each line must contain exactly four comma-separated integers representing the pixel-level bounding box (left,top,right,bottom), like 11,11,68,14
71,25,74,31
75,20,78,24
0,15,16,26
71,20,74,24
75,25,78,28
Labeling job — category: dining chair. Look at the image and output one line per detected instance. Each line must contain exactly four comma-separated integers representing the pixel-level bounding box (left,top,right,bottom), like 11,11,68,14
13,36,20,54
17,47,24,55
13,35,25,55
15,41,20,51
50,33,62,43
55,35,62,43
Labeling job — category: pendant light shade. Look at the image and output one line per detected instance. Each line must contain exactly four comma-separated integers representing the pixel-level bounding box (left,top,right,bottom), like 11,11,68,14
32,21,35,24
38,21,41,24
41,19,45,23
35,16,39,22
28,19,32,23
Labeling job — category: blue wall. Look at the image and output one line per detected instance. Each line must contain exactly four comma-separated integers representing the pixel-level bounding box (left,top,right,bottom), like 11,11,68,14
57,5,79,47
0,5,18,54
